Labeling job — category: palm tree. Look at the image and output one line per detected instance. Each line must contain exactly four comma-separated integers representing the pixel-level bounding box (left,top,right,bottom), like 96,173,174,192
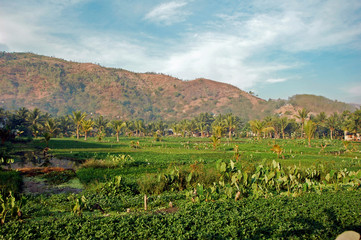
172,123,182,137
70,111,87,139
94,115,109,140
94,115,108,132
57,115,73,137
249,120,265,139
155,121,166,136
44,118,59,137
304,120,316,147
326,113,340,140
134,120,145,137
212,122,224,139
179,120,190,137
109,120,126,142
81,119,94,141
223,114,237,141
279,117,289,139
295,108,310,138
197,122,207,138
15,107,30,128
28,108,44,137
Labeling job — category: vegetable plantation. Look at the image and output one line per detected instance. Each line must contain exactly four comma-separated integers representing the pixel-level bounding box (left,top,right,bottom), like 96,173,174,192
1,136,361,239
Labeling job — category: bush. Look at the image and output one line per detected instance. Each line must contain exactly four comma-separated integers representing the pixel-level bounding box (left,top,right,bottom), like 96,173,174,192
41,170,76,185
0,170,22,196
81,154,135,169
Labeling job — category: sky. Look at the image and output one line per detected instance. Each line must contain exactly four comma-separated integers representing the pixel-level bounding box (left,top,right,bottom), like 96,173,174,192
1,0,361,104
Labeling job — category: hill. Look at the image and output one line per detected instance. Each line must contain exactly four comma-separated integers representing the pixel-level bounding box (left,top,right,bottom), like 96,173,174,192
0,52,356,121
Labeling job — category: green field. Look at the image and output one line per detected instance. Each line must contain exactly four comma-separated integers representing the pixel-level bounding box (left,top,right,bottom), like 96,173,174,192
1,137,361,239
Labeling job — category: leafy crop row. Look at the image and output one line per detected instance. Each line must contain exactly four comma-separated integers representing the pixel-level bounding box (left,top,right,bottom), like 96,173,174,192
1,191,361,239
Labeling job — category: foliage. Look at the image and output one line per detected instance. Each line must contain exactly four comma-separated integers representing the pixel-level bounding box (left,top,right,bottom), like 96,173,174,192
98,175,138,196
81,154,135,169
0,171,22,196
1,191,361,238
0,191,25,224
68,194,88,216
41,170,76,185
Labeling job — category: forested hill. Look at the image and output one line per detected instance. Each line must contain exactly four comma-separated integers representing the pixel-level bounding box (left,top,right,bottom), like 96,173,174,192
0,52,356,121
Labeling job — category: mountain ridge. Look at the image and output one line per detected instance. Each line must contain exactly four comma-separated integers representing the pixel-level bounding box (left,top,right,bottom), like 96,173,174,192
0,52,356,121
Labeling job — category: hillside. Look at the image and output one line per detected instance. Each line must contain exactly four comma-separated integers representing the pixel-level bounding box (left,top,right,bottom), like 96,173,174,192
0,52,356,121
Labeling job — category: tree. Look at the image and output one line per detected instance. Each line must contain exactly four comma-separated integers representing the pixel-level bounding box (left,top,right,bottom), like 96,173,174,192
70,111,87,139
134,120,145,137
44,118,59,137
94,115,109,141
212,122,224,139
346,109,361,134
279,117,289,139
304,120,316,147
249,120,274,139
28,108,44,137
57,115,74,137
295,108,310,138
223,114,237,141
326,113,340,140
109,120,126,142
197,122,207,138
81,119,94,141
94,115,108,132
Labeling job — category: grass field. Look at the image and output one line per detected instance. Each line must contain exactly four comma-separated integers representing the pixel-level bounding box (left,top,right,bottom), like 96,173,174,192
1,136,361,239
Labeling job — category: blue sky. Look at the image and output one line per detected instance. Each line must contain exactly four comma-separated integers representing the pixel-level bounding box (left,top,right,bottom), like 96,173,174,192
1,0,361,104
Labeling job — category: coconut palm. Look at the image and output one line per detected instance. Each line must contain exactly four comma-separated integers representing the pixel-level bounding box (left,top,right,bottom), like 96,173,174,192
109,120,126,142
70,111,87,139
28,108,44,137
81,119,94,141
57,115,73,137
249,120,267,139
44,118,59,137
295,108,310,138
94,115,108,132
94,115,109,140
197,122,207,138
212,122,224,139
326,113,340,140
304,120,316,147
223,114,237,141
279,117,289,139
15,107,30,128
134,120,145,137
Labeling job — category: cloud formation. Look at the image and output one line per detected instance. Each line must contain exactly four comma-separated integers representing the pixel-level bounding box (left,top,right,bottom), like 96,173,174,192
266,78,288,83
144,1,190,25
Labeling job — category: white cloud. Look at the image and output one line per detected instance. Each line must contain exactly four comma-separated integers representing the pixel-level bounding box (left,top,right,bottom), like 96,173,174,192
144,1,190,25
158,0,361,90
266,78,288,83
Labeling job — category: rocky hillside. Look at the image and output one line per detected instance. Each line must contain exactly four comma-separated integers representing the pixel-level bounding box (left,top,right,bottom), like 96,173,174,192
0,52,356,121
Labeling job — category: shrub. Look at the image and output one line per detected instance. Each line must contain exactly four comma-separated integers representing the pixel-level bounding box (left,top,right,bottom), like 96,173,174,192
0,170,22,196
41,170,76,185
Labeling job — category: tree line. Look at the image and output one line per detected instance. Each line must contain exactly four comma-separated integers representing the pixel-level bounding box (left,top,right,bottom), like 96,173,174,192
0,107,360,145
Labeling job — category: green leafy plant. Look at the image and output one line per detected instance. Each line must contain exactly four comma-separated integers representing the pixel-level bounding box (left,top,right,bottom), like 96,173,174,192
0,191,25,224
68,194,88,216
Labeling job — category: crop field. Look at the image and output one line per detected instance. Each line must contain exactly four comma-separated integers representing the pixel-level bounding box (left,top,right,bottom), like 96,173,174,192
1,136,361,239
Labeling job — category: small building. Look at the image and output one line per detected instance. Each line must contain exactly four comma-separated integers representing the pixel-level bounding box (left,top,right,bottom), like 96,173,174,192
344,131,361,141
